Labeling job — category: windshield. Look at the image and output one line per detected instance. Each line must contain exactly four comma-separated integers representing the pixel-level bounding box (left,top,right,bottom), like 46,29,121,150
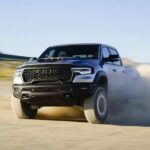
39,45,99,59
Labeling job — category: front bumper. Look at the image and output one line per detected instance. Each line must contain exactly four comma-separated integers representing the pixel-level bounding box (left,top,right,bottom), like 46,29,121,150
13,83,96,106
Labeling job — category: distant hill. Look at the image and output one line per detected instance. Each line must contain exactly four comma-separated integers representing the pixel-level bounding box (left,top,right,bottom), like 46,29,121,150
0,53,30,61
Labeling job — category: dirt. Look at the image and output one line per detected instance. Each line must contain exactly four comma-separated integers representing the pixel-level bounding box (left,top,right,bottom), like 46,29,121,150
1,80,150,150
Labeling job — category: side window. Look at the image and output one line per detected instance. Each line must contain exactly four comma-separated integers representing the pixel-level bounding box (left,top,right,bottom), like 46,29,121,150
102,47,112,64
109,48,122,66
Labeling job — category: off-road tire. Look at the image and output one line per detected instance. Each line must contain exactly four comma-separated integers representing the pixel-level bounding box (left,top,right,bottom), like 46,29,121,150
11,94,37,119
84,87,108,124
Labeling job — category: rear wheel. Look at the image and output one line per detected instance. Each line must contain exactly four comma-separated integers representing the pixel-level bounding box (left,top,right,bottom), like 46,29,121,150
11,95,38,119
84,87,108,124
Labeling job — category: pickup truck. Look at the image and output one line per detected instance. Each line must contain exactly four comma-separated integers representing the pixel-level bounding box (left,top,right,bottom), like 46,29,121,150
11,44,129,124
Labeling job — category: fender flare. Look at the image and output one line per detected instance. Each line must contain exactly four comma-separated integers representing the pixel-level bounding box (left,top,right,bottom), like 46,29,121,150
93,71,108,89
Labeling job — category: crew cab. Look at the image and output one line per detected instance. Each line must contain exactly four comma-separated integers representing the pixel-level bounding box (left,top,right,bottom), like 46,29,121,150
11,44,128,124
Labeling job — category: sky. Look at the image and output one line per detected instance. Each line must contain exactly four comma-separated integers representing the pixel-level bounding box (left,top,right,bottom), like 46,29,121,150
0,0,150,62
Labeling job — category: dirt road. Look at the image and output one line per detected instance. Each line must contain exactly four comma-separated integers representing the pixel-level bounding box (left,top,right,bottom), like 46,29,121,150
1,80,150,150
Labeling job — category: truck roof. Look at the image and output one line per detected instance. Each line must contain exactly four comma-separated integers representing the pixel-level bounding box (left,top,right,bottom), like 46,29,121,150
48,43,117,50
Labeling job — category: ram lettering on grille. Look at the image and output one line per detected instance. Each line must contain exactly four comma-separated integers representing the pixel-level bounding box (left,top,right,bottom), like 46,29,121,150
22,68,72,82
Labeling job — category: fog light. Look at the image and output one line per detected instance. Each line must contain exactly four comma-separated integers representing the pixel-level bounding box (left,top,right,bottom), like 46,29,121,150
14,88,19,92
22,94,30,100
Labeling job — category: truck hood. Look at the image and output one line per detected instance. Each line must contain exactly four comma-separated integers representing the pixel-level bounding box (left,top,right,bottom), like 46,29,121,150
18,58,99,68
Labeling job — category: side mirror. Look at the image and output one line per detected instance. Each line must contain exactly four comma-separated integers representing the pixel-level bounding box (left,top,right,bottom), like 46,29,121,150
109,54,119,59
109,54,120,62
102,57,110,63
100,57,109,66
101,54,120,64
29,57,37,61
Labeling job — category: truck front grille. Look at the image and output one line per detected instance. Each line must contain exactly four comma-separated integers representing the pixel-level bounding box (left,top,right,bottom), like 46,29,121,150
22,68,72,83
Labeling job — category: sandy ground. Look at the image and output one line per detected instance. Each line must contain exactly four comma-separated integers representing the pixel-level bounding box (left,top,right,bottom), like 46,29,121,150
1,80,150,150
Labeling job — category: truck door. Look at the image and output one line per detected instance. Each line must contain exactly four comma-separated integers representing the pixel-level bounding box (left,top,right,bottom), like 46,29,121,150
108,48,128,104
101,47,127,105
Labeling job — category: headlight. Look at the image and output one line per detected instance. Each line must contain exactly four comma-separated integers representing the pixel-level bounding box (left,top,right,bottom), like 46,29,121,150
71,67,92,75
13,69,24,84
14,69,23,76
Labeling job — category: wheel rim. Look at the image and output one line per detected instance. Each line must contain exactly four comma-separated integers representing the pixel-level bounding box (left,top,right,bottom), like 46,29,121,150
96,93,107,116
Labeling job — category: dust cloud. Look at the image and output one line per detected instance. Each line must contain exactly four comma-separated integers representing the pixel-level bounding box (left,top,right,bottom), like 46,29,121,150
36,64,150,125
37,106,85,121
107,64,150,126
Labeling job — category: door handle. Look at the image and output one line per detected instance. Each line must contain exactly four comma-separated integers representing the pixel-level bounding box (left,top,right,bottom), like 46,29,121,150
112,69,117,72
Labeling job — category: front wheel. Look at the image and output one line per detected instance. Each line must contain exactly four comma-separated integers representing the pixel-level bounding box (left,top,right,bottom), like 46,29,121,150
11,95,38,119
84,87,108,124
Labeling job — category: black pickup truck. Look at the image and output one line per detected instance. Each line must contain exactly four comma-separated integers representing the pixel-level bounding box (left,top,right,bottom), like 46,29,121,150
11,44,129,124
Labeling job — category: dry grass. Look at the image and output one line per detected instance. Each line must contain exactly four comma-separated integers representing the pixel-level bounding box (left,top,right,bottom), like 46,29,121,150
0,61,25,79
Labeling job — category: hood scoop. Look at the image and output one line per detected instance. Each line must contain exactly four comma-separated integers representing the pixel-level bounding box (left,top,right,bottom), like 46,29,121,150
37,57,63,62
